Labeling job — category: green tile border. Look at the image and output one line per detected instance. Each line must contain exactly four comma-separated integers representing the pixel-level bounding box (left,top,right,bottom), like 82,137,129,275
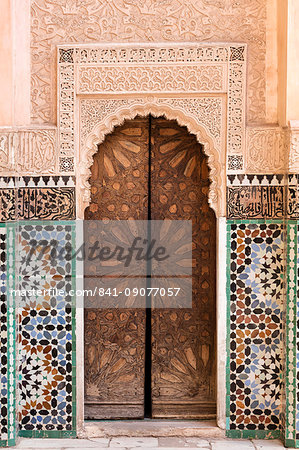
6,224,17,447
226,430,281,439
285,438,297,448
0,223,18,448
284,221,297,444
18,430,76,439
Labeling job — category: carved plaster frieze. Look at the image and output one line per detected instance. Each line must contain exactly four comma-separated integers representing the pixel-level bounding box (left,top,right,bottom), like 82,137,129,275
30,0,266,124
80,97,224,148
78,99,225,219
0,128,57,175
57,43,247,216
79,96,225,217
0,132,15,172
77,64,227,94
59,44,246,160
245,127,287,173
227,59,246,155
72,45,229,64
289,121,299,173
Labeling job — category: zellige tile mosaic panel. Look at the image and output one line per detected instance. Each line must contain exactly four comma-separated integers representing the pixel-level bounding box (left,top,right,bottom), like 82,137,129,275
17,222,76,437
226,221,283,438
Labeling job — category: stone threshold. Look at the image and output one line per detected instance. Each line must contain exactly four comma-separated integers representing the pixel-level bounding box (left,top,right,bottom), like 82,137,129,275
82,419,225,439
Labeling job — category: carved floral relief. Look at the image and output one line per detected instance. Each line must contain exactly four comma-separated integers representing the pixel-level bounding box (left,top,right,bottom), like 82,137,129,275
77,65,227,94
31,0,266,124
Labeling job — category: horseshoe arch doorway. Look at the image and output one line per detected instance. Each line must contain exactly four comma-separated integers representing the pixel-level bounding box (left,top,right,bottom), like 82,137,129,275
84,115,216,420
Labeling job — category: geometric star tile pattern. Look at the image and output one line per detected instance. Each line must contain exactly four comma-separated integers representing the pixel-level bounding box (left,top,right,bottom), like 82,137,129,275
0,175,297,448
17,222,76,437
0,225,8,445
297,222,299,441
226,221,283,438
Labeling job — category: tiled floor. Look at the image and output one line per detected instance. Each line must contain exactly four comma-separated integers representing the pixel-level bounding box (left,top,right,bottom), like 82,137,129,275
10,437,289,449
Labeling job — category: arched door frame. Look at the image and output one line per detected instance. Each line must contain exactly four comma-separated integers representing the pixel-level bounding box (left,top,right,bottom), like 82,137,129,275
75,106,227,434
56,42,248,435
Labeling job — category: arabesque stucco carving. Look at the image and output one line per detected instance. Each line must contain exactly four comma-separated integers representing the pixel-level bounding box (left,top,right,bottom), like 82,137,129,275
31,0,266,125
55,43,246,218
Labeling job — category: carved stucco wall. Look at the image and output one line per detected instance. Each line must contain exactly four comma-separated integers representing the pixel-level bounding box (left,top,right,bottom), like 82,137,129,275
54,42,246,218
31,0,266,125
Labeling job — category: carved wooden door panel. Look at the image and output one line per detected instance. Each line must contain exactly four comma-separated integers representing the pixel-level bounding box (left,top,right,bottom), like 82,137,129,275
150,118,216,418
84,117,148,419
84,116,216,420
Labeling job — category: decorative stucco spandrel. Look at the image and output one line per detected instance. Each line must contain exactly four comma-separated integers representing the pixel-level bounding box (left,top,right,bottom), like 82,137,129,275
30,0,266,124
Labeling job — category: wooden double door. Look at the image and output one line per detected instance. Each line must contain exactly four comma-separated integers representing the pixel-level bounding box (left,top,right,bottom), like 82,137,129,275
84,116,216,420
